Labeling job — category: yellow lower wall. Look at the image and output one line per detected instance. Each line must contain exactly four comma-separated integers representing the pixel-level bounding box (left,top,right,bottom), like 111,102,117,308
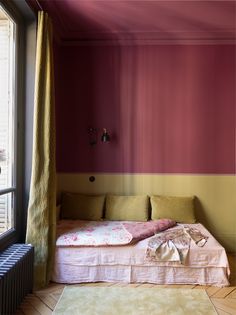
57,173,236,252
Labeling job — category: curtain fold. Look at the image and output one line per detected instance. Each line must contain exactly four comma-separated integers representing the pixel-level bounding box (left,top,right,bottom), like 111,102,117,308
26,11,56,289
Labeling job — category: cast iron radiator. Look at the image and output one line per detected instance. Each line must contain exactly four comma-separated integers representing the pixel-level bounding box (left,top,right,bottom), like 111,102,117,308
0,244,34,314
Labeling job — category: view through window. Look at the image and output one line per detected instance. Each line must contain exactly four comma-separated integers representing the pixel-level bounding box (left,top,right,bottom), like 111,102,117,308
0,5,16,235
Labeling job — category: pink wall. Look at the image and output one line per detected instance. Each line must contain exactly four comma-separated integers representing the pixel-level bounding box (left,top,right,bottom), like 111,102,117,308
55,44,235,174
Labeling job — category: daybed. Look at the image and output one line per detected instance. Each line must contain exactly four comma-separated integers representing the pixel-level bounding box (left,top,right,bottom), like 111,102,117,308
51,194,230,287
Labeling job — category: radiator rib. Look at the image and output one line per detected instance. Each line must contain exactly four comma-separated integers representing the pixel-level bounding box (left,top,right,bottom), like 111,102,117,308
0,244,34,315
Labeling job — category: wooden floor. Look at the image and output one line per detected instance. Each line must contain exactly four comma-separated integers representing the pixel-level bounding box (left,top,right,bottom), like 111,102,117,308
15,254,236,315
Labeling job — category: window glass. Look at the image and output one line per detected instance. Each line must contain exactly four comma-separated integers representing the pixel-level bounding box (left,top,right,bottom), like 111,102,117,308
0,6,16,235
0,192,13,233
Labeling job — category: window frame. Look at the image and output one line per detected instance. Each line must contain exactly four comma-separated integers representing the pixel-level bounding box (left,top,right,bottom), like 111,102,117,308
0,0,25,251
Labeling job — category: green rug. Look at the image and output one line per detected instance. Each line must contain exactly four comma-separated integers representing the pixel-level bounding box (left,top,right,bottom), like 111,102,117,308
53,287,217,315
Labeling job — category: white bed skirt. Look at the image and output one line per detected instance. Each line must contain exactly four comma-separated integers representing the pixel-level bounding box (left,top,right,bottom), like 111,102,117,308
52,263,229,287
52,223,230,287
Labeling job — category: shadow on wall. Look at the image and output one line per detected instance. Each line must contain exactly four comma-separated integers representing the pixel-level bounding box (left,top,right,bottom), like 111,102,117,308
194,197,210,227
55,17,142,176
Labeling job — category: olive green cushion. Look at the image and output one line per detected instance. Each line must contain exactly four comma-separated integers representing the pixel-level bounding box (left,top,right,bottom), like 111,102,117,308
151,195,196,223
61,193,105,220
105,195,149,221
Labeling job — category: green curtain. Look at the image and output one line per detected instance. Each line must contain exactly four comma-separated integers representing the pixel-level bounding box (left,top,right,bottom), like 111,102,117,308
26,11,56,289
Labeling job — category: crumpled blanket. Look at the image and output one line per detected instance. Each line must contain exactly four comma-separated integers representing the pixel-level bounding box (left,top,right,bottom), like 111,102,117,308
56,219,176,247
146,226,208,264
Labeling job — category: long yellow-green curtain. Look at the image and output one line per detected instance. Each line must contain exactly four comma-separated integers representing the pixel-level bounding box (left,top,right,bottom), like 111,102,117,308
26,11,56,289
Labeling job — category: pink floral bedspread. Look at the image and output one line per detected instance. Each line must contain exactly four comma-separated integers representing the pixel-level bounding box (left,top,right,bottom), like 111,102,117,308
56,219,176,247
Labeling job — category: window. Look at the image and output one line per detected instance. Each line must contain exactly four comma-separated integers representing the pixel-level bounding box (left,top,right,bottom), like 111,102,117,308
0,5,17,237
0,0,35,250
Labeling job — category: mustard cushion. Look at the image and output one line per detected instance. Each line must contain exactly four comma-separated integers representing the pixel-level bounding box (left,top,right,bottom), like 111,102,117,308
61,193,105,220
105,195,149,221
150,195,196,223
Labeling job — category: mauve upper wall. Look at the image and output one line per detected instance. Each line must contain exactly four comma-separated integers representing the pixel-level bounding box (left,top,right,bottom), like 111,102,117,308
54,44,236,174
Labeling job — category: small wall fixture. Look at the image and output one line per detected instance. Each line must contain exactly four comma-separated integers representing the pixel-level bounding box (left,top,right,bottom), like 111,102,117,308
88,127,110,146
101,128,110,143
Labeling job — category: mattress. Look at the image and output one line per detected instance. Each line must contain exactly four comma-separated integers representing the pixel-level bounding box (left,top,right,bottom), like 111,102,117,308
51,223,230,287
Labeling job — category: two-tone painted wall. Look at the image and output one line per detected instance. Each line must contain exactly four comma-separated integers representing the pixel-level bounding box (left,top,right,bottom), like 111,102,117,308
54,44,236,251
